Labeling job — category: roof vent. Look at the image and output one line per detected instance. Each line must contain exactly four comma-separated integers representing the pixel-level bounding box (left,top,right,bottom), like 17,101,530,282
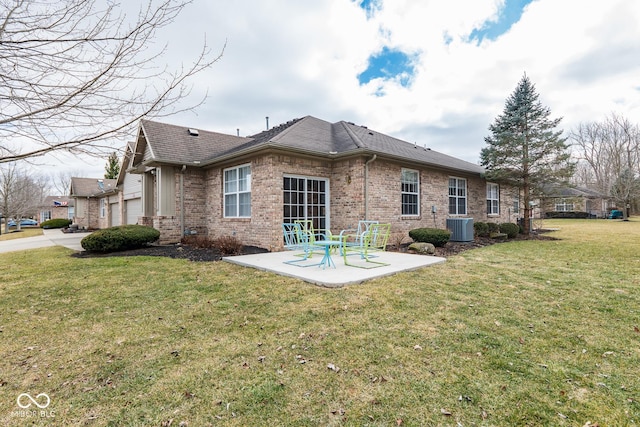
188,128,199,136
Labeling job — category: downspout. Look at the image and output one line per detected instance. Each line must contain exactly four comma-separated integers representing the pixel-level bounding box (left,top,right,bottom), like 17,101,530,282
180,165,186,237
364,154,377,220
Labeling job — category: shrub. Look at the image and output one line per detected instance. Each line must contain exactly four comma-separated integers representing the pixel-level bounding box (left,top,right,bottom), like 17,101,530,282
499,222,520,238
408,228,451,247
474,221,489,237
181,234,244,255
487,222,500,234
40,218,72,229
544,211,590,219
213,235,243,256
81,225,160,252
181,235,215,249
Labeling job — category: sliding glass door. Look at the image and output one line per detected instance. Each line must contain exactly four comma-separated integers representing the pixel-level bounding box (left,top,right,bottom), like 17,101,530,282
283,176,329,233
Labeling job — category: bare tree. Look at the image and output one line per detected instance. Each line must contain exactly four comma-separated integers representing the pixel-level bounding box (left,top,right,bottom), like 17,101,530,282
0,164,48,232
50,170,83,197
0,0,223,163
571,113,640,218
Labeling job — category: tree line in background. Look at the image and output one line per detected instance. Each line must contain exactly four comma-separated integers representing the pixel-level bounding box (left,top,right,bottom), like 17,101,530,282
571,113,640,218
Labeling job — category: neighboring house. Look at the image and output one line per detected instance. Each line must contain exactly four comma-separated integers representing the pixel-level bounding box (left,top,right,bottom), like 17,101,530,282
116,141,144,224
69,178,118,229
40,196,75,223
127,116,519,249
539,186,611,218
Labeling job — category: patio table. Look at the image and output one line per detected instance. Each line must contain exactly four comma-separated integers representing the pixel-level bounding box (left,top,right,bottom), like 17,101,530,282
314,240,342,269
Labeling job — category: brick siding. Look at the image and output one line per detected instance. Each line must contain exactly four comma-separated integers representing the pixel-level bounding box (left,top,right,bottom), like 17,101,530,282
137,154,518,249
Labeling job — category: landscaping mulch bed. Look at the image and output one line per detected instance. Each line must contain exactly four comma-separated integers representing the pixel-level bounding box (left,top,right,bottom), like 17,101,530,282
431,230,559,257
72,230,558,262
72,244,269,262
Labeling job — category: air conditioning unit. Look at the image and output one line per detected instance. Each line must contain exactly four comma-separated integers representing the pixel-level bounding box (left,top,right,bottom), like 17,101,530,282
446,218,474,242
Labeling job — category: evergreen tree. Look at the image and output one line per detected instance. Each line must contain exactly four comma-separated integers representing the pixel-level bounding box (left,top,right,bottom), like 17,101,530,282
480,74,574,234
104,152,120,179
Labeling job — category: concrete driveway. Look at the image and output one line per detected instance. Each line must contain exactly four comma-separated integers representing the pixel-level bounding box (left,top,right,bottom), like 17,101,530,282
0,228,86,254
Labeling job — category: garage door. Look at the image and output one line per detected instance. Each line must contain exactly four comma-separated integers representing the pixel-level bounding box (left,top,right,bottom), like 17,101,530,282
125,198,142,224
109,202,120,226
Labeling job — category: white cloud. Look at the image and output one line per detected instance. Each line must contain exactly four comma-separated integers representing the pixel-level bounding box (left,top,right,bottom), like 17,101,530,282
41,0,640,175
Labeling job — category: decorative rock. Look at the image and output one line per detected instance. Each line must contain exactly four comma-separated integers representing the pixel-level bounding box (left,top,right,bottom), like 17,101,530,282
408,242,436,254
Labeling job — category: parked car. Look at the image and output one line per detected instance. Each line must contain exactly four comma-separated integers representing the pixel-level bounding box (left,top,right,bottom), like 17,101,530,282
7,218,38,227
608,210,623,219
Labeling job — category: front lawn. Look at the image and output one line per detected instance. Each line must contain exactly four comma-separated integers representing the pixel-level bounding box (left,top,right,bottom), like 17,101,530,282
0,219,638,426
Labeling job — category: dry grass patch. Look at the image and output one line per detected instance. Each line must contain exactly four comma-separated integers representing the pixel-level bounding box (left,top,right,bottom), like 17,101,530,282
0,228,43,241
0,219,639,425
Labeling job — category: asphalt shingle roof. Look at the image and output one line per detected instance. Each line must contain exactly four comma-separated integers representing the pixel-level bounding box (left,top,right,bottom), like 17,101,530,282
544,185,605,198
138,116,485,175
140,119,250,165
70,178,117,197
43,196,74,207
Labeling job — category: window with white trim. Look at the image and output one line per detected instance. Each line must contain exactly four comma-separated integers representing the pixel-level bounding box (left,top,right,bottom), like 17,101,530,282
224,164,251,217
555,199,574,212
486,183,499,215
448,177,467,215
99,198,106,218
401,169,419,216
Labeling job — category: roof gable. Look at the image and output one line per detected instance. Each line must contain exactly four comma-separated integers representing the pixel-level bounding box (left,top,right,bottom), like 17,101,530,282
135,119,251,166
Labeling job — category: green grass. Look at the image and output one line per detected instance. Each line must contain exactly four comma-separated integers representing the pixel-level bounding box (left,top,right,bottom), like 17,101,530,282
1,219,639,426
0,227,43,241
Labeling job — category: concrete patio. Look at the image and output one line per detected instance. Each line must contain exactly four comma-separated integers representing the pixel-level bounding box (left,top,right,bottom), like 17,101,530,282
223,250,446,287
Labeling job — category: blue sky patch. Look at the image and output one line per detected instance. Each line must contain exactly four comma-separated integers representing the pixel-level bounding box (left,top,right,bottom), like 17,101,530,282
356,0,382,19
357,47,416,89
468,0,534,44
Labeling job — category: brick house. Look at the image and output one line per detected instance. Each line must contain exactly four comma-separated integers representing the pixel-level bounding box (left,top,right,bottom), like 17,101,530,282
538,186,611,218
40,196,75,223
127,116,519,249
69,177,118,229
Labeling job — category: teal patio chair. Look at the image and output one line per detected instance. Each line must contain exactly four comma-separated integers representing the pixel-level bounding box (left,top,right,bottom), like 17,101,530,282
341,223,391,268
282,222,323,267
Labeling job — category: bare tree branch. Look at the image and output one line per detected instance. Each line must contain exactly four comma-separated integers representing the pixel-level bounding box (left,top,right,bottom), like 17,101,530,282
0,0,223,163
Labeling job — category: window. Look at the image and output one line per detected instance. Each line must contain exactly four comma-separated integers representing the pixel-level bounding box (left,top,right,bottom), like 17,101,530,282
448,177,467,215
99,198,106,218
68,206,74,220
401,169,419,216
555,199,574,212
224,164,251,217
486,183,499,215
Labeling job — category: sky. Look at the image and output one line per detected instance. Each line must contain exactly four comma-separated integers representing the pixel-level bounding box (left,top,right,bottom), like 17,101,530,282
41,0,640,181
